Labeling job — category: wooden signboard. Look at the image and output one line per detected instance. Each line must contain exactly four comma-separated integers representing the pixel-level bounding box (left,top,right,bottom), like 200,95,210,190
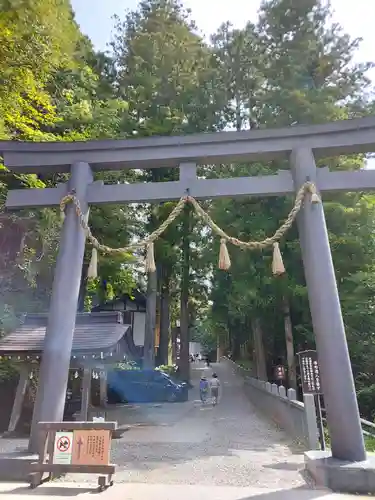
297,349,322,395
297,350,325,451
72,430,111,466
29,421,117,490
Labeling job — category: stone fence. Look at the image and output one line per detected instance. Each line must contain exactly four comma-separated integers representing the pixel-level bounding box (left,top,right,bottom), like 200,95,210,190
223,357,319,450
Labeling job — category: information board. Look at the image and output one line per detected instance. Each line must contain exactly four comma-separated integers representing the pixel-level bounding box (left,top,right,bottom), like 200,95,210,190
71,429,111,466
297,349,322,395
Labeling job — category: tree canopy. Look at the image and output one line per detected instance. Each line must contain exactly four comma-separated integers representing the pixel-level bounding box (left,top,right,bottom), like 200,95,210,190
1,0,375,418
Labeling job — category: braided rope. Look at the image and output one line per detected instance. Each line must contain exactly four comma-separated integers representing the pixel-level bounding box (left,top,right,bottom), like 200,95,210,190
59,181,318,254
60,194,186,254
188,181,317,250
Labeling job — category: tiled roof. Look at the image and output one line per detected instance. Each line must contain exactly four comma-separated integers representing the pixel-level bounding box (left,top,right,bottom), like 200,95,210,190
0,312,130,354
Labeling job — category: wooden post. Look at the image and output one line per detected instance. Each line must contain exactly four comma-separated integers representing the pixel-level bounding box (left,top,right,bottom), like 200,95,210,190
252,318,267,381
8,365,30,433
99,371,107,408
159,284,170,366
80,368,92,421
283,297,297,389
144,271,157,369
171,327,177,365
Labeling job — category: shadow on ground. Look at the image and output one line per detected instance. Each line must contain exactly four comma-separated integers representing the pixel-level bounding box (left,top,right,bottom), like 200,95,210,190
0,486,96,496
0,485,332,499
237,487,330,499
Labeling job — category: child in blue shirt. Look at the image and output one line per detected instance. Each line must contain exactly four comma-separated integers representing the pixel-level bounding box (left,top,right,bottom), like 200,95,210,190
199,376,209,403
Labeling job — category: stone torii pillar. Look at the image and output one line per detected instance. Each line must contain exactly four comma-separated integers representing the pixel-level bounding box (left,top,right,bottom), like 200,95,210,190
291,148,365,462
4,117,375,464
29,162,93,452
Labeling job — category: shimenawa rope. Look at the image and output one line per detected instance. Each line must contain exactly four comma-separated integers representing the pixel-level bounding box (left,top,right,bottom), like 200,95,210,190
59,181,320,276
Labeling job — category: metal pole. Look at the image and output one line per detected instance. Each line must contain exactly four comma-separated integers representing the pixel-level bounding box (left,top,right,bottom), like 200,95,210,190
290,148,365,461
314,394,326,451
29,162,93,452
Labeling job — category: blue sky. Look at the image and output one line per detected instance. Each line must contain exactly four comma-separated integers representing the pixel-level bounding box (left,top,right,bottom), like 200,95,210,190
70,0,375,168
71,0,374,81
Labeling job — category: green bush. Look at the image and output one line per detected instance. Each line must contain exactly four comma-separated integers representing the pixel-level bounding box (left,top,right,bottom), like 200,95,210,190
237,359,252,371
156,364,178,377
324,424,375,452
357,385,375,421
116,361,140,371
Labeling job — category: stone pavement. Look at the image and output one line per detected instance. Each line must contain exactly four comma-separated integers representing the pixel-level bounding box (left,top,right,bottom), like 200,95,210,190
0,361,368,497
0,482,370,500
59,361,308,488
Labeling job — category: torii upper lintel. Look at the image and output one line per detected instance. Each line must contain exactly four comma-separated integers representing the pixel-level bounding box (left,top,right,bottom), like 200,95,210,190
1,116,375,174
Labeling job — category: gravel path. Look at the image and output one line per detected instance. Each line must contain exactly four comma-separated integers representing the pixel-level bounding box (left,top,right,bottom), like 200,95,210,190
59,360,311,489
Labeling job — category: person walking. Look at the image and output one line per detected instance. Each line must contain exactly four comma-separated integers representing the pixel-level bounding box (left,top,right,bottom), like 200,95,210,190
199,375,209,404
210,372,220,406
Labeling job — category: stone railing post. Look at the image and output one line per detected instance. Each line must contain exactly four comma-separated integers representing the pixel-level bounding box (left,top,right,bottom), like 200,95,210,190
287,388,297,400
279,386,287,398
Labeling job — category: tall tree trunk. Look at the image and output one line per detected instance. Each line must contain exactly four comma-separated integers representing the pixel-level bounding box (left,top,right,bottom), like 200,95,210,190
235,95,242,131
179,205,190,382
252,317,267,381
232,330,241,360
144,270,157,369
283,297,297,389
171,326,177,365
159,282,170,366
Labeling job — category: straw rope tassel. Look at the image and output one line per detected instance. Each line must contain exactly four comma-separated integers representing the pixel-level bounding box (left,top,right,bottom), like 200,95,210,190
218,238,231,270
87,247,98,279
309,183,321,204
145,242,156,273
272,242,285,276
58,181,320,276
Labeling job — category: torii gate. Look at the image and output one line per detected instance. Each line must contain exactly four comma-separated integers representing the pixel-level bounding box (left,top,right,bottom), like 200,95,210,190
3,117,375,462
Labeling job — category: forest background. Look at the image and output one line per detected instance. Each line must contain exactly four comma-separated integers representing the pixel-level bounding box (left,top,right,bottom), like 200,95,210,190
1,0,375,420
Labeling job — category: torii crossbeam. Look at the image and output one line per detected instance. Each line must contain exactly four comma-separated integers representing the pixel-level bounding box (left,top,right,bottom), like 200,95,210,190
2,117,375,461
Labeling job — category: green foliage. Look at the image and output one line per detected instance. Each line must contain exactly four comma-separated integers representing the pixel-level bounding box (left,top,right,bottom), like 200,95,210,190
112,0,217,136
1,0,375,422
116,361,140,371
156,364,178,376
236,359,253,371
205,0,375,417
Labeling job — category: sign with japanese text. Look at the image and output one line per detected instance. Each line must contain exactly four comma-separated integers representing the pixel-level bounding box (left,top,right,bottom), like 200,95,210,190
71,429,111,466
297,350,322,394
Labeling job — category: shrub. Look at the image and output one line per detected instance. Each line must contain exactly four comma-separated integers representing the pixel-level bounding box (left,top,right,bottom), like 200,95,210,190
156,364,178,377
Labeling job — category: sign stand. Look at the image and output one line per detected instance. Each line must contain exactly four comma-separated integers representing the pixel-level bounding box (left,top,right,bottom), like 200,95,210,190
29,421,117,490
297,350,325,451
